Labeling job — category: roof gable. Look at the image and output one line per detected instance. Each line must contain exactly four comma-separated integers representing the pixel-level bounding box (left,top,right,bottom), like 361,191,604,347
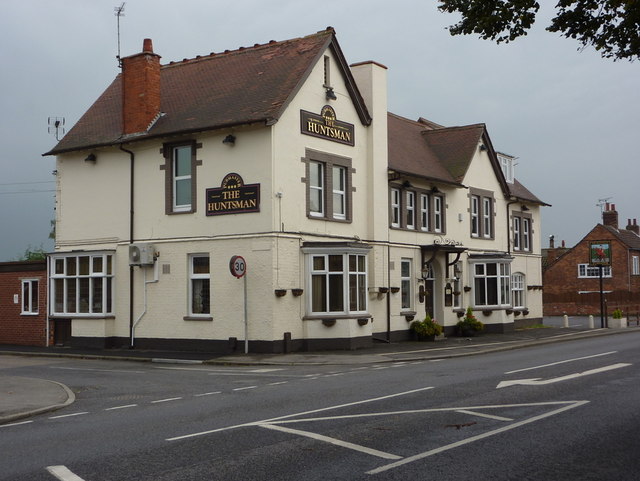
46,28,370,155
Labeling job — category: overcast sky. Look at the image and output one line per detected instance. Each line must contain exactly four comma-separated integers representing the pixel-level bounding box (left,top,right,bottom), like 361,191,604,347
1,0,638,261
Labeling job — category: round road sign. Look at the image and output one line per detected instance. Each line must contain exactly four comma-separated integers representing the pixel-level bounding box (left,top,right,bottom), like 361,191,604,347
229,255,247,278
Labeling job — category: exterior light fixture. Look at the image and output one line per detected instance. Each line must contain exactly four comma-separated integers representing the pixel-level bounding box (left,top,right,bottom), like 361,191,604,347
325,87,337,100
479,144,487,151
85,153,97,162
223,134,236,145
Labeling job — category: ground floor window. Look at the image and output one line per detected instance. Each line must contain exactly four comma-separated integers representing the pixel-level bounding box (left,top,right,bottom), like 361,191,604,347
50,252,113,316
189,255,210,316
512,272,525,308
578,263,612,278
21,279,39,315
401,259,412,310
304,247,369,316
472,260,511,307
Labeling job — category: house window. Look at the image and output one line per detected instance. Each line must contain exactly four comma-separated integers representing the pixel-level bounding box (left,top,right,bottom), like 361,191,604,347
162,140,199,215
189,255,210,316
498,153,514,183
578,264,612,278
513,212,532,252
452,262,462,309
390,188,401,228
406,191,415,229
303,150,352,222
50,253,113,317
469,189,493,239
420,194,430,232
305,249,368,316
472,261,511,307
21,279,39,315
401,259,412,310
512,272,525,309
633,256,640,276
434,195,443,233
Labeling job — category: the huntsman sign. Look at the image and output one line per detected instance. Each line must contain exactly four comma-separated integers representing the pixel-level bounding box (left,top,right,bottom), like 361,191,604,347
300,105,355,146
206,173,260,216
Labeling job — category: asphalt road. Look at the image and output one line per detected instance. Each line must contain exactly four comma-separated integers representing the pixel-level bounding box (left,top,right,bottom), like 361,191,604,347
2,332,640,480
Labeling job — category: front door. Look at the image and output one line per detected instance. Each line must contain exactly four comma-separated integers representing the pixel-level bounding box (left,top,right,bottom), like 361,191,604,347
424,264,435,319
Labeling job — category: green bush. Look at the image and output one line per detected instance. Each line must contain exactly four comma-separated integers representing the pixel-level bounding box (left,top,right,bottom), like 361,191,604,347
410,315,443,338
612,309,624,319
457,307,485,332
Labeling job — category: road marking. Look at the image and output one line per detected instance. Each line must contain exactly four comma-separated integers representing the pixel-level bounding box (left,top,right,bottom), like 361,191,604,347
267,381,288,386
151,397,183,403
504,351,618,374
497,363,632,388
454,410,512,421
260,423,402,460
233,386,258,391
49,367,146,374
105,404,138,411
194,391,221,397
0,420,33,428
46,465,86,481
49,412,89,419
166,386,435,441
367,400,589,475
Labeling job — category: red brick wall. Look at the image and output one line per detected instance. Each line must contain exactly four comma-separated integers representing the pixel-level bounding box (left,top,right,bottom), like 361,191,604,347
543,225,640,316
122,39,161,135
0,261,50,346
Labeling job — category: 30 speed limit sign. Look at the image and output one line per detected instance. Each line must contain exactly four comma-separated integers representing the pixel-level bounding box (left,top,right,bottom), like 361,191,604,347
229,255,247,278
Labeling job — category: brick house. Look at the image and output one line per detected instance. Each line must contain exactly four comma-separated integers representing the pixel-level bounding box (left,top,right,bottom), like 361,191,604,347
0,260,51,346
543,204,640,316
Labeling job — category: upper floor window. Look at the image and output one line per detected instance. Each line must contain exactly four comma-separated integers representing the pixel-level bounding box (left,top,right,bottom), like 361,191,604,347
469,189,494,239
391,185,444,233
513,212,532,252
420,194,430,232
303,149,352,222
498,153,515,184
633,256,640,276
50,252,113,317
390,188,401,228
434,195,443,233
578,264,612,278
21,279,39,315
406,191,415,229
162,140,200,215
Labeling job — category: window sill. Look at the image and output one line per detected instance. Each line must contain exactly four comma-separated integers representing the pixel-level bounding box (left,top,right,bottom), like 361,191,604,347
303,313,371,321
49,314,115,319
183,316,213,321
20,312,40,316
308,215,352,224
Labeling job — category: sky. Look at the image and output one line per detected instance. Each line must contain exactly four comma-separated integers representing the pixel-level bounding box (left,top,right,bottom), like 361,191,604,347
1,0,638,261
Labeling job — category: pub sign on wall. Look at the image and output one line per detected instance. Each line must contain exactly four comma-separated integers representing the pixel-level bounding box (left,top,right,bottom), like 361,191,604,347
300,105,354,146
206,173,260,216
588,241,612,267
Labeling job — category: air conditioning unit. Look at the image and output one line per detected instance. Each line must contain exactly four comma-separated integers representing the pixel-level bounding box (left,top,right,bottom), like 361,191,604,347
129,243,155,266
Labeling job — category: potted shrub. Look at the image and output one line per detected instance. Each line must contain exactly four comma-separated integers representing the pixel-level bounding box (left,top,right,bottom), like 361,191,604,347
610,308,627,328
409,315,443,341
456,307,484,337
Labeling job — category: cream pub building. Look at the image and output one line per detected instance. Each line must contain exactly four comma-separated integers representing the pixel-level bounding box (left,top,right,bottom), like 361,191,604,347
45,28,547,352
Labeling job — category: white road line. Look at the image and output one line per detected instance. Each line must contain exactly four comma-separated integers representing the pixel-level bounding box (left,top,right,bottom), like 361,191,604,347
49,367,146,374
0,420,33,428
497,363,632,388
267,381,288,386
151,397,183,403
233,386,258,391
166,386,435,442
194,391,221,397
455,409,513,421
49,412,89,419
46,465,86,481
105,404,138,411
505,351,618,374
367,400,590,475
260,423,402,460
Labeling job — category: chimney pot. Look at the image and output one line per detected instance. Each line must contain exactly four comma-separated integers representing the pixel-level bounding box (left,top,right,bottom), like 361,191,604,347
143,38,154,53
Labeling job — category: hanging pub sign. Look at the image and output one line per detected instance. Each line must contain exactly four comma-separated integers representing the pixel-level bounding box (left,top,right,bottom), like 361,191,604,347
588,241,612,266
206,173,260,216
300,105,355,146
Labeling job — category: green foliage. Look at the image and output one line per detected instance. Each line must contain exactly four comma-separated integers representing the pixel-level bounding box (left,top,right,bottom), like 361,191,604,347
410,315,444,338
612,308,624,319
17,245,47,261
457,307,485,332
438,0,640,61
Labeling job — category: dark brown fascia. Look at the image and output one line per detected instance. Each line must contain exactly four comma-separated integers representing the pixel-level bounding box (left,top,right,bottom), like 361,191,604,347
387,168,465,189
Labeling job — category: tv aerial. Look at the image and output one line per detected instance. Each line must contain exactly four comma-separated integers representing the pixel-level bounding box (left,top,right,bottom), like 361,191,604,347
596,197,613,213
48,117,65,141
115,2,126,67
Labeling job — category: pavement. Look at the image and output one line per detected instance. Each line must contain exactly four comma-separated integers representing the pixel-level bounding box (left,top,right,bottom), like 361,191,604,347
1,316,638,425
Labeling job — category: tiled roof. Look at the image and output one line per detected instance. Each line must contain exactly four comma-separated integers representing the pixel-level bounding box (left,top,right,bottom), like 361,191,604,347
604,225,640,250
46,28,370,155
509,178,549,206
422,124,486,182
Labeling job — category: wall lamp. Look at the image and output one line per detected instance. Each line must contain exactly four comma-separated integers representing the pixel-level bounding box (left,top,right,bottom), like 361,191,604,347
521,205,530,211
223,134,236,146
430,186,441,194
479,144,487,152
325,87,337,100
85,153,97,163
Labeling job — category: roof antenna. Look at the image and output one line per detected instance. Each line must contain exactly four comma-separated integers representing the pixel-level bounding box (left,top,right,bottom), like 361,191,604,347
115,2,126,68
596,197,612,213
48,117,65,141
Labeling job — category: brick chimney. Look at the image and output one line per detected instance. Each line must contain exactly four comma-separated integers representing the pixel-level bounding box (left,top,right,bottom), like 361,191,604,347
602,203,618,229
121,39,161,135
627,218,640,235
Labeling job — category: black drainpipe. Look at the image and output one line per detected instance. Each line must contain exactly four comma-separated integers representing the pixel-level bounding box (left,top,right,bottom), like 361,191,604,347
119,145,135,348
506,200,518,255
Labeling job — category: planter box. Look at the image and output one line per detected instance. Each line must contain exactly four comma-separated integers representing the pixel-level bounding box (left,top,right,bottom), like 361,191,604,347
609,317,627,329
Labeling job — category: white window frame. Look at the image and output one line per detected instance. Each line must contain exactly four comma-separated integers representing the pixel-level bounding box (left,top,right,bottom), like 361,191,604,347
483,197,492,238
434,196,443,233
49,252,114,317
309,161,325,217
21,279,39,315
332,165,346,220
471,195,479,237
633,256,640,276
406,191,415,229
471,260,512,308
513,217,521,251
172,144,192,213
512,272,525,309
304,247,369,317
522,218,531,251
189,254,210,317
391,188,400,228
401,259,412,310
578,264,612,278
420,194,430,232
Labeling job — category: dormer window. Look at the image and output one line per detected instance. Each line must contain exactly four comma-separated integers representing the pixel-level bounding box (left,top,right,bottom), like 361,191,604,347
498,153,515,184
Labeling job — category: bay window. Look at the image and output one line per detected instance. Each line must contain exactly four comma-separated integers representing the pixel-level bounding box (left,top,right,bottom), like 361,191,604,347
471,259,511,307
